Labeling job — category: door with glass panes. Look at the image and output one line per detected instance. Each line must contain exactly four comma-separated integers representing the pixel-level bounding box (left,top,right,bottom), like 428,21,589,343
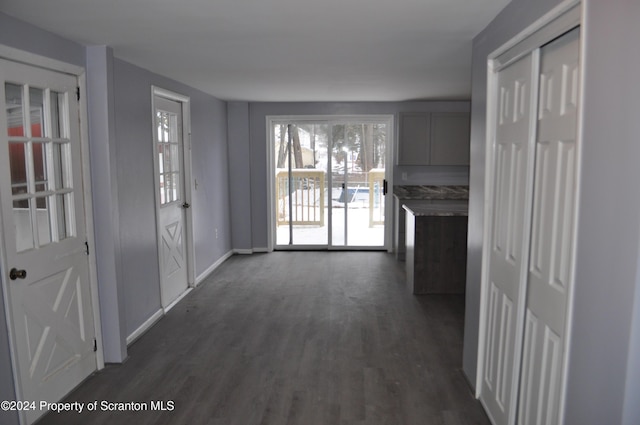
153,92,190,308
0,58,97,425
272,117,391,249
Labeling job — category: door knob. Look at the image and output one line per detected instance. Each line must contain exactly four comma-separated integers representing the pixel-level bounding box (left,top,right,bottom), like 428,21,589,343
9,268,27,280
182,202,191,209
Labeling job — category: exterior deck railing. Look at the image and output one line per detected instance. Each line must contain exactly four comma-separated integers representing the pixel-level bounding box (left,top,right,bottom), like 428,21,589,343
276,169,325,226
368,168,385,227
276,168,384,228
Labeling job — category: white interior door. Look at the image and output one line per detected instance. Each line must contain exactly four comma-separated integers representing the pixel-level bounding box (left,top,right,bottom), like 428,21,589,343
0,59,97,424
517,27,580,425
480,52,537,425
153,94,189,308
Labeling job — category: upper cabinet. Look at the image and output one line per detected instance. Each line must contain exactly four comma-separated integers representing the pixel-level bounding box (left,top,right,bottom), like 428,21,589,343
397,112,470,165
398,112,431,165
430,112,470,165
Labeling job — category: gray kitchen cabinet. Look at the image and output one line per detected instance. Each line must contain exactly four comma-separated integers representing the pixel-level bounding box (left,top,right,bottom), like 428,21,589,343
403,202,468,294
430,112,470,165
398,112,430,165
397,111,469,165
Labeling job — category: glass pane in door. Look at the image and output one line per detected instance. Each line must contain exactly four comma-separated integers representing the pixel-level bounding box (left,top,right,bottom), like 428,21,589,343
5,83,24,137
13,198,33,251
9,142,27,195
275,123,329,246
331,122,386,247
29,87,44,137
156,110,182,206
5,81,75,251
330,124,347,246
35,196,52,245
350,122,386,246
50,91,65,138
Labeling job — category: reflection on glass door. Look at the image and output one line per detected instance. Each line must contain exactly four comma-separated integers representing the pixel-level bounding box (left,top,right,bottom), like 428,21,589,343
272,117,390,249
330,122,387,247
275,122,329,246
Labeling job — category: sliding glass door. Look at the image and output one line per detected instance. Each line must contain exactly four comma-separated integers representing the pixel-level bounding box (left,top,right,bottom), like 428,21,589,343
274,121,330,246
271,116,392,250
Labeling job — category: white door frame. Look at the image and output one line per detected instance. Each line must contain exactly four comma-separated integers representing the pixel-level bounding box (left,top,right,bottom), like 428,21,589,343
476,1,583,424
151,86,195,311
266,114,394,251
0,44,104,422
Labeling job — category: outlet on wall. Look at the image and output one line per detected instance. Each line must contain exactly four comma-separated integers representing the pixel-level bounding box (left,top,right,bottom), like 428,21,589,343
402,172,408,181
215,228,218,239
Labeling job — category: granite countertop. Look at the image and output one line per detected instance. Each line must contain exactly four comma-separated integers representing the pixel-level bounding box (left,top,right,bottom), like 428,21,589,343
402,200,469,217
393,185,469,200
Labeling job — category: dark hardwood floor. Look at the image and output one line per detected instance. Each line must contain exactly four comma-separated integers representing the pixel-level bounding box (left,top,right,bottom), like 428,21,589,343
38,252,490,425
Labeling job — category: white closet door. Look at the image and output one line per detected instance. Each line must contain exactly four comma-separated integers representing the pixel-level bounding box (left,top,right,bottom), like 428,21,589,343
480,53,536,425
517,27,580,425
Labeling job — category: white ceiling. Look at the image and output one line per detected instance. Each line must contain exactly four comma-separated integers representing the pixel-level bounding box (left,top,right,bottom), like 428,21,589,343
1,0,510,102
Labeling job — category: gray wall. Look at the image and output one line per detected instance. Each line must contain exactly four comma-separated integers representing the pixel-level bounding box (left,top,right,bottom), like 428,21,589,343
191,89,232,271
112,59,231,337
464,0,640,423
227,102,254,251
565,0,640,423
241,101,470,250
86,46,128,363
0,12,84,68
112,59,164,334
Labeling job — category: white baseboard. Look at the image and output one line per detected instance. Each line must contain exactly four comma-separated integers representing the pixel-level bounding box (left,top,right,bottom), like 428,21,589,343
233,247,270,255
195,250,234,285
126,308,164,346
163,287,193,313
126,249,235,347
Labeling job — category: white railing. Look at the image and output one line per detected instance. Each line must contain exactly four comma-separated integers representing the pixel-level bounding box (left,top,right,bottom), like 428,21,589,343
276,169,325,226
368,168,385,227
276,168,384,227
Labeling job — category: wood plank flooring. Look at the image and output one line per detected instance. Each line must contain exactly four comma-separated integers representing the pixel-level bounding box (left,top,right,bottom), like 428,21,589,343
38,252,490,425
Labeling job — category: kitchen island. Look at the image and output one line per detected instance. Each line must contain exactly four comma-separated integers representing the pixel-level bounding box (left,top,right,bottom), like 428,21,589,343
393,185,468,261
403,200,468,294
